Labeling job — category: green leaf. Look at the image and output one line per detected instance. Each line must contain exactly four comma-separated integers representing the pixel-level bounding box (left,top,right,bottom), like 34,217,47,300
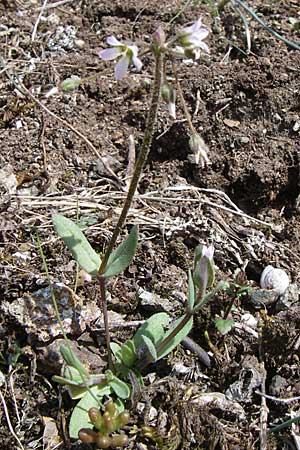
120,340,136,367
104,226,138,278
53,214,101,276
63,366,89,399
158,315,193,360
133,312,170,350
60,344,89,378
141,335,158,362
188,269,195,311
105,371,131,399
110,342,122,364
215,318,235,335
69,385,111,439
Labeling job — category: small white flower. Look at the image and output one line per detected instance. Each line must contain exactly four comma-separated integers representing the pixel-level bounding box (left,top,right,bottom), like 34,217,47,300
175,17,210,58
202,245,214,260
189,133,210,167
99,36,142,80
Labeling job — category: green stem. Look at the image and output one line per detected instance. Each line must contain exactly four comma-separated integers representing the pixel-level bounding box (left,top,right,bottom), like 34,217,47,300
138,312,192,370
235,0,300,51
99,52,163,274
156,312,192,356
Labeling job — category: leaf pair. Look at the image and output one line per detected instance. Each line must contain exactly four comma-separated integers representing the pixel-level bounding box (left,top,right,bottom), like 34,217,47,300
52,214,138,278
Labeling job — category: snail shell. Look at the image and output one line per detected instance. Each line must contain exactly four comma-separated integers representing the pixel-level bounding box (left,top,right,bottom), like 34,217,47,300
260,265,289,295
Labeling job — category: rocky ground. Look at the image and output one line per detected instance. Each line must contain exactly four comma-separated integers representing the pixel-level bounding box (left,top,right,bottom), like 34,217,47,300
0,1,300,449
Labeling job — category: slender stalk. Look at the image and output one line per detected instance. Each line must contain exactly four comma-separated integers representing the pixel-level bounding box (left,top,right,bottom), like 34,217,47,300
172,61,196,134
97,52,163,371
138,312,192,370
156,312,192,356
99,52,164,274
99,275,113,371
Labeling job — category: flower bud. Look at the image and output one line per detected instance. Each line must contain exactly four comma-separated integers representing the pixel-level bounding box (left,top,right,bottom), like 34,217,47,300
59,75,81,92
161,82,176,119
152,26,166,47
189,133,209,167
78,428,98,444
152,26,166,56
111,434,129,447
193,245,215,303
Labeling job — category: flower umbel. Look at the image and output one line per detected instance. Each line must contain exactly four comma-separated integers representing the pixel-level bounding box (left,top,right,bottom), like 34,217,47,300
99,36,142,80
175,17,209,58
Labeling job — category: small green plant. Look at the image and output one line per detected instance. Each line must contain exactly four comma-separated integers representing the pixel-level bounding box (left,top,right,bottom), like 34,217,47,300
48,16,229,446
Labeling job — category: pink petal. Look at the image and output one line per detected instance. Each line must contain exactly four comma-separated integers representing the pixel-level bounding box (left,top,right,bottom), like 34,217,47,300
167,102,176,119
190,17,202,32
115,54,129,80
197,41,210,54
99,47,120,60
193,28,209,40
203,245,214,259
107,35,122,46
132,56,143,72
128,44,139,57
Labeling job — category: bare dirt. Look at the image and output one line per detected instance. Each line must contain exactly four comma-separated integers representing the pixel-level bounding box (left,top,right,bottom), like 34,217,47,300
0,1,300,449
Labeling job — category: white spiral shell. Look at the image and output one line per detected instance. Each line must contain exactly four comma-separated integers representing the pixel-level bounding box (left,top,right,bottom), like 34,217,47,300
260,265,289,295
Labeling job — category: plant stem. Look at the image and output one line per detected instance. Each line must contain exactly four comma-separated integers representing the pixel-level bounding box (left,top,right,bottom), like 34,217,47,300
99,275,113,371
99,52,164,274
157,312,193,355
138,312,193,370
97,53,163,371
172,61,196,135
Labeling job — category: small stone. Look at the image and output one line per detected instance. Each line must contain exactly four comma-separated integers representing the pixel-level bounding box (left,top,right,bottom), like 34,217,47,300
74,39,85,49
250,288,278,308
240,136,249,144
293,121,300,132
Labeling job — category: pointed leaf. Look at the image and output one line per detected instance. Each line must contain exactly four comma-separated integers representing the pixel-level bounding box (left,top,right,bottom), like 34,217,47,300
120,340,136,367
104,226,138,278
158,315,193,360
69,385,112,439
188,269,195,311
53,214,101,276
110,342,122,364
60,344,89,377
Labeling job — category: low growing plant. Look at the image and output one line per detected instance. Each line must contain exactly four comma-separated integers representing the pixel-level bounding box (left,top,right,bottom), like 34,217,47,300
48,16,229,446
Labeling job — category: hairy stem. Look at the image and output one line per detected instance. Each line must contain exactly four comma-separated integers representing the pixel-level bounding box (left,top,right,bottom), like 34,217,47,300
99,275,113,370
97,53,163,371
172,61,196,134
99,53,163,274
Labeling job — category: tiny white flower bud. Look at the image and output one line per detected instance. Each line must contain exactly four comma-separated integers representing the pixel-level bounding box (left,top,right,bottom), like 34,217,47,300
60,76,81,92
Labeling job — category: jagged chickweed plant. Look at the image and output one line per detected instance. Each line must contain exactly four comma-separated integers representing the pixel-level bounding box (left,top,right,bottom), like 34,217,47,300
51,18,228,447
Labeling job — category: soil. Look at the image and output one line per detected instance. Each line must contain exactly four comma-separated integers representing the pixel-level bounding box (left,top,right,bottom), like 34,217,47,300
0,1,300,449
